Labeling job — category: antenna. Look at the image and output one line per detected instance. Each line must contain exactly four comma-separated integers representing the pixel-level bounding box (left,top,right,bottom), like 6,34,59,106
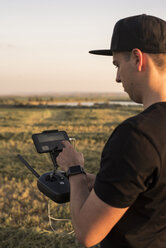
17,154,40,178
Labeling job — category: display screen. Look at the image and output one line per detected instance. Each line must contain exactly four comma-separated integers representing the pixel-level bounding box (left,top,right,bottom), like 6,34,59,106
37,132,65,143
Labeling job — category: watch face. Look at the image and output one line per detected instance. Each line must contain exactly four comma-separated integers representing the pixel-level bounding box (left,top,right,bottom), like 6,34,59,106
70,166,81,173
67,165,85,177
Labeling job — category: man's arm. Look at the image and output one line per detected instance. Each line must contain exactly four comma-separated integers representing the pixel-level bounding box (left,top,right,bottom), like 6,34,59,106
86,173,96,191
57,141,128,247
69,174,128,247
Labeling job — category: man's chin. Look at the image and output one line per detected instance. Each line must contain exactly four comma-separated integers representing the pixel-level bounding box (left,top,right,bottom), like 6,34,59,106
127,92,142,104
130,96,143,104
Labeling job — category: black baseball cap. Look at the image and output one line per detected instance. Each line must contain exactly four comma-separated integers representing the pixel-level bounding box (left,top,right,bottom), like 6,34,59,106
89,14,166,56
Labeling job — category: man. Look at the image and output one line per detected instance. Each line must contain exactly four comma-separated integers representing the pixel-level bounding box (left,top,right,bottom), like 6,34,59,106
57,14,166,247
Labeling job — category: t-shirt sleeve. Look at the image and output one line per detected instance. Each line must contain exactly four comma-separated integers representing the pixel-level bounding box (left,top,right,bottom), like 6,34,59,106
94,123,160,208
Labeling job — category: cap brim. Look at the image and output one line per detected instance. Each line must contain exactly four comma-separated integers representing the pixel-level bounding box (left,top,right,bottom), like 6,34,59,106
89,49,112,56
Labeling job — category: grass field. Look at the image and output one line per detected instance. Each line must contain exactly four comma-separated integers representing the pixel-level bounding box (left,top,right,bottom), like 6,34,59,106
0,102,142,247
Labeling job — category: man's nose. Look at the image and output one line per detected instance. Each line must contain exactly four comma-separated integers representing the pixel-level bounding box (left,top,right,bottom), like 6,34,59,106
116,71,121,83
116,73,121,83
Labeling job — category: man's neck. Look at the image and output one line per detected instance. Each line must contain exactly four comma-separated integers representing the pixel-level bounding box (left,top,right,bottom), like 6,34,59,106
142,70,166,109
142,84,166,109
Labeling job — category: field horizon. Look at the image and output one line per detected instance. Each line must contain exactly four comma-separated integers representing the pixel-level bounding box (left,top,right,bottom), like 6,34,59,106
0,91,127,98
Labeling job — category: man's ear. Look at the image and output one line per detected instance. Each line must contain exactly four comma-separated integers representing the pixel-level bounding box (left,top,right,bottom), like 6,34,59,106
131,48,144,72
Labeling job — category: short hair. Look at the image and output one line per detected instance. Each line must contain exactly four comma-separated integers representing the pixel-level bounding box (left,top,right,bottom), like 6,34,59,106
122,52,131,61
149,54,166,72
121,51,166,72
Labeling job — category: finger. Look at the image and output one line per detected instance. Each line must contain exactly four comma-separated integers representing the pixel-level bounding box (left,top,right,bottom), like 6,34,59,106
61,140,70,145
78,152,84,158
62,140,74,149
61,140,71,148
79,152,84,157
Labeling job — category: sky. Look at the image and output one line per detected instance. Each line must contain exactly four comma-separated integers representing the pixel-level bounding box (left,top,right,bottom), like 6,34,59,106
0,0,166,95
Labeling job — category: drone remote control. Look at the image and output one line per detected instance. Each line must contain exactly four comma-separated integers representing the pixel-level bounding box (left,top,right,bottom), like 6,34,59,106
18,130,70,204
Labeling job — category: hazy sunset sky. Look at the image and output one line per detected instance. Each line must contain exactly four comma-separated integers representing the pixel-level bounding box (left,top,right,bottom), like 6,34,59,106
0,0,165,95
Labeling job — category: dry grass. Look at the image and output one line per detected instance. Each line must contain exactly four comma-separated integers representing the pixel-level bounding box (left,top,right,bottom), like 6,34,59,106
0,103,142,247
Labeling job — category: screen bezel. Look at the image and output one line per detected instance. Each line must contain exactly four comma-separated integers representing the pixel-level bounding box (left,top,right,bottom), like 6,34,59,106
32,130,69,153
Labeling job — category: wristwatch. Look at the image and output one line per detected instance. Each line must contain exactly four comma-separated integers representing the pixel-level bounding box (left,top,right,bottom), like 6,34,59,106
66,165,86,178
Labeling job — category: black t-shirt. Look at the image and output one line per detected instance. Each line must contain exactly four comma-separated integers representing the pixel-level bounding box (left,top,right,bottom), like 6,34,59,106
94,102,166,248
